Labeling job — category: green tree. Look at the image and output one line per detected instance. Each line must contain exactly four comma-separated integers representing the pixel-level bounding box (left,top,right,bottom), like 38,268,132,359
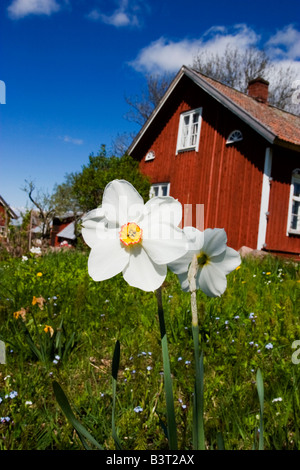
55,145,150,213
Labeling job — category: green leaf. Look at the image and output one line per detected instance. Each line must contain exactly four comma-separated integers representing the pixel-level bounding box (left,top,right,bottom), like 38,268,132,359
112,339,120,381
256,368,264,450
53,381,103,450
111,340,122,450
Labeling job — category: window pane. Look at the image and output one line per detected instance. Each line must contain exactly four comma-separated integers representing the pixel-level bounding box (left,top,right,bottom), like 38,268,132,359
293,181,300,197
291,200,300,230
161,185,168,196
154,187,159,197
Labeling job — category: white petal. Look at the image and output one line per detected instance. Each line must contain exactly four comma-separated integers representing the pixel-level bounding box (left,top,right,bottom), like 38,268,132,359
183,226,204,250
196,264,227,297
122,245,167,291
102,180,144,226
168,227,203,274
81,208,107,248
88,239,129,281
211,247,241,274
142,224,188,265
203,228,227,257
142,196,183,228
168,251,193,275
177,272,190,292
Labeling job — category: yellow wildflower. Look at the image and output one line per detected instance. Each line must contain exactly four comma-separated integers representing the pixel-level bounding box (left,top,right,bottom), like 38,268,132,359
32,296,46,310
37,272,43,277
235,266,241,271
266,272,271,275
44,325,54,337
13,308,27,321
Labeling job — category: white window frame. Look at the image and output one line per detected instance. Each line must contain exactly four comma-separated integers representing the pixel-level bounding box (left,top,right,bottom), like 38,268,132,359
145,150,155,161
287,168,300,235
149,182,170,199
176,108,202,154
226,129,243,145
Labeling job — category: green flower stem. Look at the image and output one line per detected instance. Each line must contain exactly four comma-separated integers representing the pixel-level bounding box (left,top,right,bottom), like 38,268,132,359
156,287,178,450
188,255,205,450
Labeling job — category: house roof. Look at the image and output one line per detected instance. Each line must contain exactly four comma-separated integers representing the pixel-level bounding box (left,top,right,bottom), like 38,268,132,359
128,65,300,154
0,195,18,219
56,221,76,240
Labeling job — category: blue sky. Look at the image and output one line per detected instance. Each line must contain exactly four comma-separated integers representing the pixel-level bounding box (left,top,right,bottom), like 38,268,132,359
1,0,300,212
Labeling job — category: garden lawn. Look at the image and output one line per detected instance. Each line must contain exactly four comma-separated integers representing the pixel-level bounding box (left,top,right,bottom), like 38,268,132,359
0,249,299,450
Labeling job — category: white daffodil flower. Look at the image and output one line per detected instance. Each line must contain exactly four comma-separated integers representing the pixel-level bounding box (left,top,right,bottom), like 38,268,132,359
169,226,241,297
81,179,188,292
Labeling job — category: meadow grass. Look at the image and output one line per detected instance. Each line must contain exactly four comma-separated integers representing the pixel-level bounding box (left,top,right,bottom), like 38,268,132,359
0,249,299,450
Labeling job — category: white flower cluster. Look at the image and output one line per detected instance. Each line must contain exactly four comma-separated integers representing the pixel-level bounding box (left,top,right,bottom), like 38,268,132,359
82,180,241,295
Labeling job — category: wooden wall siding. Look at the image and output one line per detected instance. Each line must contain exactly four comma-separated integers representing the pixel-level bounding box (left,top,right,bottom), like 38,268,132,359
137,77,267,251
266,148,300,254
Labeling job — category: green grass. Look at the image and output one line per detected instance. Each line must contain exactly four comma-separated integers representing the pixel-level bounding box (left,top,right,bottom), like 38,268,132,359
0,249,299,450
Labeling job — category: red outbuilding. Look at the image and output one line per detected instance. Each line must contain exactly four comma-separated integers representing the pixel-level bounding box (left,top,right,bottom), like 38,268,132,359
128,66,300,258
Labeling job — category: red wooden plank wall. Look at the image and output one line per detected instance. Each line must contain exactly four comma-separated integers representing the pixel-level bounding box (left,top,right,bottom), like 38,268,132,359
137,77,266,251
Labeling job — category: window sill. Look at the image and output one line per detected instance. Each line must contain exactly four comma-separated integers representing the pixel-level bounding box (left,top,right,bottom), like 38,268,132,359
176,146,197,154
288,230,300,236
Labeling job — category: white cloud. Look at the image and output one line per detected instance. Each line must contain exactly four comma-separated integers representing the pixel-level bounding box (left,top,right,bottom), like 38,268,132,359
266,25,300,60
62,135,83,145
87,0,142,28
130,24,260,74
7,0,61,19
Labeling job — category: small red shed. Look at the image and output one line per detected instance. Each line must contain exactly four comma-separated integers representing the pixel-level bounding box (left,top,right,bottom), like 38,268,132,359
128,66,300,258
0,195,17,239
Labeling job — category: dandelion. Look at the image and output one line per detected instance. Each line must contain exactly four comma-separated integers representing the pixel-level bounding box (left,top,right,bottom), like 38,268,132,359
235,266,241,271
36,272,43,277
81,179,188,292
168,227,241,297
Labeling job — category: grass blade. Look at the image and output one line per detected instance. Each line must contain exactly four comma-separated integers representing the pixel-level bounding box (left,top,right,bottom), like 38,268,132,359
111,340,122,450
192,324,205,450
53,381,103,450
256,368,264,450
156,288,178,450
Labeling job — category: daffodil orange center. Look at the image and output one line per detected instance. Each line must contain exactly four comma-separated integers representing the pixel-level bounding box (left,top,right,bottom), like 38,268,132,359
119,222,143,246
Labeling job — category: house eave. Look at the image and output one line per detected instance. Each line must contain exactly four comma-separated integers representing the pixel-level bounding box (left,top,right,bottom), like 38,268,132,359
128,65,282,157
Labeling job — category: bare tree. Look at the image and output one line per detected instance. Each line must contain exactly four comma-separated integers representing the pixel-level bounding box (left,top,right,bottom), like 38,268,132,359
192,45,299,113
22,180,56,244
124,72,173,126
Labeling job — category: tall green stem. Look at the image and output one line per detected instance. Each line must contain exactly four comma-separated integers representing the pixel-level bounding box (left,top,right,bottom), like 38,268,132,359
156,287,178,450
188,255,205,450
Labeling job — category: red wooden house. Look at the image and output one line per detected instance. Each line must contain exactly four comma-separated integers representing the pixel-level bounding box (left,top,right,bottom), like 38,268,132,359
128,66,300,258
0,195,17,239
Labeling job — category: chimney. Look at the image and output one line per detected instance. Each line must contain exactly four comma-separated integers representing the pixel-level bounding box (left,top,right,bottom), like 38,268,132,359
247,77,269,104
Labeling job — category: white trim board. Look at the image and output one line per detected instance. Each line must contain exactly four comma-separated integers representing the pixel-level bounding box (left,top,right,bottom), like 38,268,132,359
257,147,272,250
